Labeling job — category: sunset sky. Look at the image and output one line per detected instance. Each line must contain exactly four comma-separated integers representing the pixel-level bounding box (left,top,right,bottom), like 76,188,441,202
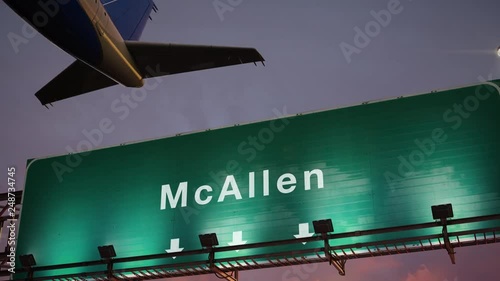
1,0,499,280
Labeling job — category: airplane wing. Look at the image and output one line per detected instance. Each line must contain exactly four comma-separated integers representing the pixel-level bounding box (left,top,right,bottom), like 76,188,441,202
35,60,117,106
125,41,265,78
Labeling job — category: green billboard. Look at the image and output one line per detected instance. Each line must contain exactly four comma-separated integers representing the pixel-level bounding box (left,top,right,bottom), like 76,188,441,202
16,80,500,278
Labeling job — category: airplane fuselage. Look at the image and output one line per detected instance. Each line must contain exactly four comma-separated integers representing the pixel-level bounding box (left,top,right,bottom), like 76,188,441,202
4,0,144,87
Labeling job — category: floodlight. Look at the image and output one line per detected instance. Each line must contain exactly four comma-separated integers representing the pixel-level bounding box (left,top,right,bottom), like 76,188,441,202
199,233,219,248
497,46,500,57
313,219,334,234
431,204,454,220
20,254,36,267
98,245,116,259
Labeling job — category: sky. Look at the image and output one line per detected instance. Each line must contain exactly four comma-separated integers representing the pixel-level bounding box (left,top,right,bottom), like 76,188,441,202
1,0,500,280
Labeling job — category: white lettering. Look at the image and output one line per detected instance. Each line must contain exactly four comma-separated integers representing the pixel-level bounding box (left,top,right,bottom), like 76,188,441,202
263,169,269,196
249,171,255,198
218,175,242,202
161,182,187,209
195,185,213,205
160,168,327,209
277,173,296,194
304,169,324,190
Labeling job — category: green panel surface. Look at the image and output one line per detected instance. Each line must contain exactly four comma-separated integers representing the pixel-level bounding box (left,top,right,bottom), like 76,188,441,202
16,81,500,278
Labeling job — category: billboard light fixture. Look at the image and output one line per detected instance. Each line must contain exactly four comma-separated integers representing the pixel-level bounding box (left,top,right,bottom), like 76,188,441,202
431,204,454,220
313,219,334,234
98,245,116,259
199,233,219,248
20,254,36,267
431,204,456,264
312,219,344,275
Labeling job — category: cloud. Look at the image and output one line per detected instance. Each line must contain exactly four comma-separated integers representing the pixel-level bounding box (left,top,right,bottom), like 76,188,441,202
344,256,403,281
405,264,447,281
357,256,402,274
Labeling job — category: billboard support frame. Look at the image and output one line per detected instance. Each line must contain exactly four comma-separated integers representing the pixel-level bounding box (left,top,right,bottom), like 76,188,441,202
440,219,456,264
325,239,347,276
208,245,239,281
106,261,114,280
9,213,500,280
24,268,34,281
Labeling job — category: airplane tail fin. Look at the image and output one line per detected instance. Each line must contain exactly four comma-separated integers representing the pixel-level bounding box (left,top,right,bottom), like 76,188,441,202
35,42,264,105
102,0,157,40
35,43,264,106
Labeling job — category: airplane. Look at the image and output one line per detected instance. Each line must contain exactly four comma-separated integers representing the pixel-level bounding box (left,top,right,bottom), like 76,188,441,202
3,0,265,106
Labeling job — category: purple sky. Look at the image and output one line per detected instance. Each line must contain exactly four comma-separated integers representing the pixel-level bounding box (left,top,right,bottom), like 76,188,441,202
1,0,499,280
